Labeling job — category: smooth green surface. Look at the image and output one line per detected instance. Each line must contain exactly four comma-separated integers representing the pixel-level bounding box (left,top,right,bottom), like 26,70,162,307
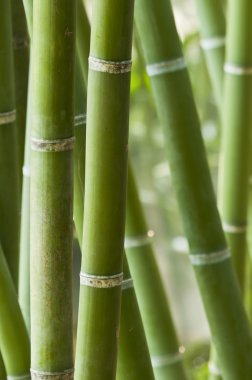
135,0,252,378
76,0,90,86
126,163,188,380
195,0,225,107
31,0,75,372
0,0,20,289
11,0,29,181
0,245,30,377
74,0,134,378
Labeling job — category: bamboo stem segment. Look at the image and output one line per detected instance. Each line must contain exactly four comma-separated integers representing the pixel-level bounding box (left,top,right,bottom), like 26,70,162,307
30,0,75,376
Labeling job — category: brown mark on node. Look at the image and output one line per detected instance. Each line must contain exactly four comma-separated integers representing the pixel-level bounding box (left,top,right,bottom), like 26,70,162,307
65,27,73,38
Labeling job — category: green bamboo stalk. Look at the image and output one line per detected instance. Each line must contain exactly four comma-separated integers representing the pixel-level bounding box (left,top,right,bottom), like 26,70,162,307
0,0,20,289
30,0,75,377
218,0,252,294
76,0,90,87
0,244,30,379
11,0,29,181
134,0,252,378
195,0,225,108
74,0,134,378
125,163,188,380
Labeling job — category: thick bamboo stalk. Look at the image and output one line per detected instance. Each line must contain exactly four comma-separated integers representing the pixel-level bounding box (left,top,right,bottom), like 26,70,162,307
30,0,75,377
134,0,252,378
125,163,188,380
0,244,30,379
0,0,20,289
74,0,134,378
11,0,29,180
195,0,225,108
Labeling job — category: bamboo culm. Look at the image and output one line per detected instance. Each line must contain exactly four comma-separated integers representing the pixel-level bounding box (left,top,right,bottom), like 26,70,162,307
134,0,252,378
31,0,75,376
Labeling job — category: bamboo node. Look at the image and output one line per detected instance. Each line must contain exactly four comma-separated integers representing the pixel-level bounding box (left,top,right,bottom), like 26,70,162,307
22,165,31,177
30,369,74,380
13,36,29,50
124,230,154,249
200,36,225,51
80,272,123,288
189,248,231,266
122,278,134,290
146,58,186,77
224,63,252,75
74,114,86,127
89,56,132,74
7,375,31,380
151,346,185,368
31,136,75,152
208,361,222,376
222,222,247,234
0,110,16,125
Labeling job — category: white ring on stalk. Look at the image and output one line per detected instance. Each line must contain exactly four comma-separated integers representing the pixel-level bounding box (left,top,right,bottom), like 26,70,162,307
224,63,252,75
22,165,31,177
80,272,123,288
0,110,16,125
13,36,29,50
189,248,231,266
30,368,74,380
146,57,186,77
122,278,134,290
31,136,75,152
151,346,185,368
89,56,132,74
222,222,247,234
74,114,86,127
124,230,155,249
200,36,225,51
208,361,222,376
7,375,31,380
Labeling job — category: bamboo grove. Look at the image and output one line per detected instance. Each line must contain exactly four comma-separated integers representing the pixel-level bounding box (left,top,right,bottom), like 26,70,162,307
0,0,252,379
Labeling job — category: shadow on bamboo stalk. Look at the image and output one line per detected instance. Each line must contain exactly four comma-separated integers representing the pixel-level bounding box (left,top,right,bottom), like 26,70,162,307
134,0,252,378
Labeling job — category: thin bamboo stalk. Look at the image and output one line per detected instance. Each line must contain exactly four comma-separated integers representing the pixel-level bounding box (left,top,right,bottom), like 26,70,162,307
76,0,90,87
11,0,29,181
134,0,252,378
0,0,20,289
74,0,134,378
30,0,75,377
0,244,30,378
125,163,188,380
195,0,225,108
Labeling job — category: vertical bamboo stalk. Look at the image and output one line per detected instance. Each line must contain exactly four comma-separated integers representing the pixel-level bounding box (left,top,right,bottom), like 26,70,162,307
195,0,225,108
0,244,30,379
0,0,20,289
76,0,90,87
30,0,75,377
11,0,29,180
74,0,134,378
134,0,252,378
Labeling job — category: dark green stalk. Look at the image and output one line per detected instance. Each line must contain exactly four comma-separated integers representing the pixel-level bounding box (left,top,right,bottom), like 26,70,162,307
11,0,29,181
0,244,30,378
195,0,225,108
74,0,134,378
0,0,20,289
30,0,75,376
134,0,252,378
125,163,188,380
0,355,6,380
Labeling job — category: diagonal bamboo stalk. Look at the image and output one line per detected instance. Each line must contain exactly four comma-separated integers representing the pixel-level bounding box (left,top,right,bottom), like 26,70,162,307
0,0,20,289
11,0,29,182
74,0,135,378
30,0,75,377
134,0,252,378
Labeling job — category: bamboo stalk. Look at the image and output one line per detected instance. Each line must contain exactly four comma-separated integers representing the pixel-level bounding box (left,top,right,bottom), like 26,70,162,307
74,0,134,378
0,0,20,289
76,0,90,87
11,0,29,181
30,0,75,377
134,0,252,378
0,244,30,379
195,0,225,108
